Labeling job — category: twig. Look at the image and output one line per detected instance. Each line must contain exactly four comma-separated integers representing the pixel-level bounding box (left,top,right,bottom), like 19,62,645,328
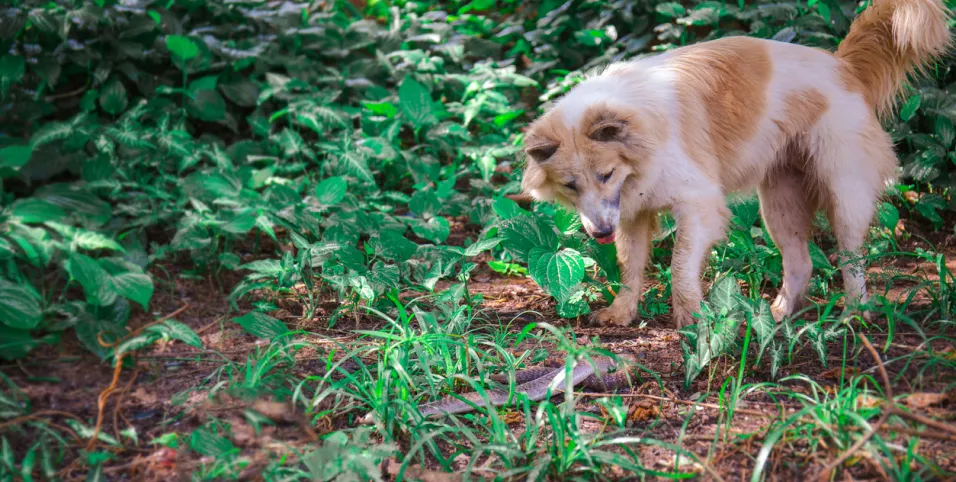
86,304,189,451
86,351,125,451
815,334,892,481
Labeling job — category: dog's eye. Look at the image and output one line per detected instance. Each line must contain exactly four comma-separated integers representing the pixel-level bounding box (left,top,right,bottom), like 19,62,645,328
527,145,558,163
590,124,622,142
597,169,615,184
563,181,578,192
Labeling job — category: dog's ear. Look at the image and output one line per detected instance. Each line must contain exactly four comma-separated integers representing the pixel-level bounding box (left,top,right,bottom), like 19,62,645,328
525,143,558,163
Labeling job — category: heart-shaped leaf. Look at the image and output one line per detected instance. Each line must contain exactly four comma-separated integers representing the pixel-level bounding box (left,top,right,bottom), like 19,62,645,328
398,76,435,128
315,176,348,205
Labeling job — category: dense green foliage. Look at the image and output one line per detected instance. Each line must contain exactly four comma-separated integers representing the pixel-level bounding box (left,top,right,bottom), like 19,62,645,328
0,0,954,479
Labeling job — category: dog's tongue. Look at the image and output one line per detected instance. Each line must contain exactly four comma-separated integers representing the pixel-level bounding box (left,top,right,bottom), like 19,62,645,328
595,234,616,245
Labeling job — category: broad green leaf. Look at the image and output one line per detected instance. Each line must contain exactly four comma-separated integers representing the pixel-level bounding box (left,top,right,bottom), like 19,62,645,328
935,116,955,147
369,232,418,263
339,152,374,183
0,280,42,329
877,202,899,232
146,320,202,348
656,2,687,17
900,95,920,122
67,253,115,306
166,35,199,60
409,190,441,218
464,237,501,257
411,217,450,244
529,247,586,302
222,209,257,234
232,312,289,340
398,76,434,128
808,242,831,270
0,327,55,361
0,55,25,98
111,273,153,310
99,79,128,116
188,89,227,122
0,144,33,170
493,196,526,220
72,231,124,252
315,176,348,205
500,215,558,262
188,75,218,92
752,300,776,360
10,199,64,223
708,275,741,312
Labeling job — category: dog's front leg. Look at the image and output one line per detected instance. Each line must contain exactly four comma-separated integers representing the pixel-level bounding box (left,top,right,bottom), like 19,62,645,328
671,199,729,329
592,211,656,327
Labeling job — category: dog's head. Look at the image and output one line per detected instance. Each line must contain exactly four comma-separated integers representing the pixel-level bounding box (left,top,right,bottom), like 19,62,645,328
521,79,660,244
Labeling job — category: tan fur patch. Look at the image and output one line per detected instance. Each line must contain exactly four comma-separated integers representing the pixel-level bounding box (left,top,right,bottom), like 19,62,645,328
670,37,773,184
774,88,830,137
521,102,665,205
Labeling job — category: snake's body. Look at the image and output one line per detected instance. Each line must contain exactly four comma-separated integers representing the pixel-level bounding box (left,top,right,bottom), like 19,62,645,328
417,356,634,417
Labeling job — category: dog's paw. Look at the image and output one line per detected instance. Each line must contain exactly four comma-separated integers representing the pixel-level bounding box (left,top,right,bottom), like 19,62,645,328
770,296,790,323
590,306,637,327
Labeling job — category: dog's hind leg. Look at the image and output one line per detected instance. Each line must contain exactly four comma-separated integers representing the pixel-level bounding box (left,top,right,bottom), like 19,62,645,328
758,165,815,322
814,121,896,318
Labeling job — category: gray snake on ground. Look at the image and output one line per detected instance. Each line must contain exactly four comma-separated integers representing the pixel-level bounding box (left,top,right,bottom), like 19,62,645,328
415,355,636,418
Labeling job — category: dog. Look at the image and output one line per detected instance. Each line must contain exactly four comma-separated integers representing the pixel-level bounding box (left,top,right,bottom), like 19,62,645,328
520,0,952,329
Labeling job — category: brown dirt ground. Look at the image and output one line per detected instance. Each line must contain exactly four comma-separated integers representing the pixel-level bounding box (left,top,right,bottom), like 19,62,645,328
3,223,956,481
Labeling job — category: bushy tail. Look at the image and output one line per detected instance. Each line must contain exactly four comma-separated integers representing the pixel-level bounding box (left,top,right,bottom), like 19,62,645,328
836,0,952,117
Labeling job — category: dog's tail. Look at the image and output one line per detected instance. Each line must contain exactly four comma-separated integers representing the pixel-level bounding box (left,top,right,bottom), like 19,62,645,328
836,0,952,117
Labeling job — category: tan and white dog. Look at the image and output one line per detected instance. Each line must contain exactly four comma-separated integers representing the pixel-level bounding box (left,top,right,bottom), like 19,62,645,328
521,0,952,328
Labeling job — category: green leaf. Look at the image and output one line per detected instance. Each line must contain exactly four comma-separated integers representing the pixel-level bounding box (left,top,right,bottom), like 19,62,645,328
222,209,257,234
411,217,450,244
188,89,227,122
146,320,202,348
398,76,435,128
111,273,153,310
232,312,289,340
0,55,25,99
707,275,741,312
166,35,199,60
464,237,501,257
67,253,115,306
529,247,586,302
0,144,33,170
315,176,348,205
409,190,441,218
99,79,128,116
0,327,55,360
877,202,899,232
500,215,558,262
935,116,955,147
10,198,65,223
808,242,831,270
0,280,42,329
752,300,776,360
189,428,234,457
656,2,687,17
369,233,418,263
900,94,921,122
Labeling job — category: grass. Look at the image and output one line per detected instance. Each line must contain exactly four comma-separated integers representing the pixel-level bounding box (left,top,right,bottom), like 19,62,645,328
0,0,955,479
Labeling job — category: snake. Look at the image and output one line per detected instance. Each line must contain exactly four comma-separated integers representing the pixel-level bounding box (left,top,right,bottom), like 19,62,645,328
414,355,636,418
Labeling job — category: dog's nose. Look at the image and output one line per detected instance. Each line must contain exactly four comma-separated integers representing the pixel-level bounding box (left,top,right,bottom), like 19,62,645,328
593,228,614,239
